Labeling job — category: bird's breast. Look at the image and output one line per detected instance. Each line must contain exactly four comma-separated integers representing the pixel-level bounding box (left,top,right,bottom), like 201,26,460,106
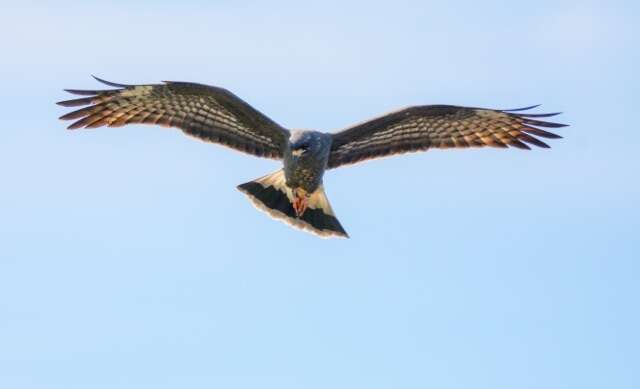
284,158,323,193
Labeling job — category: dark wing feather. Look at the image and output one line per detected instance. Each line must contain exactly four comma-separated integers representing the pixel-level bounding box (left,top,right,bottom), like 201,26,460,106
328,105,567,168
57,77,289,159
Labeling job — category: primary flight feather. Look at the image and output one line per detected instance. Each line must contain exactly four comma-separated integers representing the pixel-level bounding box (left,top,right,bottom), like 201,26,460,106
58,76,567,238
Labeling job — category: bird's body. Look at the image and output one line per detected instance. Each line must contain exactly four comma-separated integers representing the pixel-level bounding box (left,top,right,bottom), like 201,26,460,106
58,77,567,238
282,130,333,218
284,130,332,194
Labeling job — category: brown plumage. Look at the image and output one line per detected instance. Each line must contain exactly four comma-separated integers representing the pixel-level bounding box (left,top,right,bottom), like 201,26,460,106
328,105,564,168
57,77,289,159
58,77,567,238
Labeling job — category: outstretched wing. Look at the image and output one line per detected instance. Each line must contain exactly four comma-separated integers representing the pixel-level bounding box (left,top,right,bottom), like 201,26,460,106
57,77,290,159
328,105,566,168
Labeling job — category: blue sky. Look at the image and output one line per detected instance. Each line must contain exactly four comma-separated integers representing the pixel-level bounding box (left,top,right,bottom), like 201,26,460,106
1,1,638,388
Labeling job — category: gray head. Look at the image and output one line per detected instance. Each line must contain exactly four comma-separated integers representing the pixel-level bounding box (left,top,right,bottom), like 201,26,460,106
289,130,331,157
284,130,333,192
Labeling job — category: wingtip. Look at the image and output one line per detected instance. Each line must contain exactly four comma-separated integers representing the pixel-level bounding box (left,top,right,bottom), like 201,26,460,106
502,104,541,112
56,97,94,107
516,111,563,118
91,75,129,88
63,88,101,96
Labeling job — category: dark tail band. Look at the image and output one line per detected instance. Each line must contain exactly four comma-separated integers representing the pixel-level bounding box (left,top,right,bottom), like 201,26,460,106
237,170,348,238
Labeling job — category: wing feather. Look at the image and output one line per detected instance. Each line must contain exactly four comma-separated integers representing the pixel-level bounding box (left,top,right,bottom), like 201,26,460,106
57,78,290,159
328,105,566,168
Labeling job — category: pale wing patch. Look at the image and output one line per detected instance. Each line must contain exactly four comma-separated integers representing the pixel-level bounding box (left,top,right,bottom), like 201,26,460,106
238,171,347,238
253,170,294,202
307,185,336,217
119,85,153,97
240,189,347,238
254,172,336,217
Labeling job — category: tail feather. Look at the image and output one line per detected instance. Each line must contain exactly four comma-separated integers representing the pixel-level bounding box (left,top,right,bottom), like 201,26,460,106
237,170,348,238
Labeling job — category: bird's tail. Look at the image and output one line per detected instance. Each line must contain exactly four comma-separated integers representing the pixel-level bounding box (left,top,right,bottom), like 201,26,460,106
237,170,348,238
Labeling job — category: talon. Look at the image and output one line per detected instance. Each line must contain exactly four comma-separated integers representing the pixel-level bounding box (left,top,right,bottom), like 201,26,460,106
292,189,309,217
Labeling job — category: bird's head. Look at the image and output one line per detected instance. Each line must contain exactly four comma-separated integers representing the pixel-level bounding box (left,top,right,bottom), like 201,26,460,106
289,130,325,158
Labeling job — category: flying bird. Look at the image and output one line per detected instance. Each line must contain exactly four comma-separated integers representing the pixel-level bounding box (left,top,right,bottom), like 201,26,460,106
57,77,566,238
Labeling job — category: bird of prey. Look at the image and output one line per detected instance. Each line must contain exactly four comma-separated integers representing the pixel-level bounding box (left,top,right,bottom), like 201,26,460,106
57,77,566,238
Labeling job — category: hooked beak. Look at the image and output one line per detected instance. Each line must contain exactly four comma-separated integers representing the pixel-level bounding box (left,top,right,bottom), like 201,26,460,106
291,148,305,157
